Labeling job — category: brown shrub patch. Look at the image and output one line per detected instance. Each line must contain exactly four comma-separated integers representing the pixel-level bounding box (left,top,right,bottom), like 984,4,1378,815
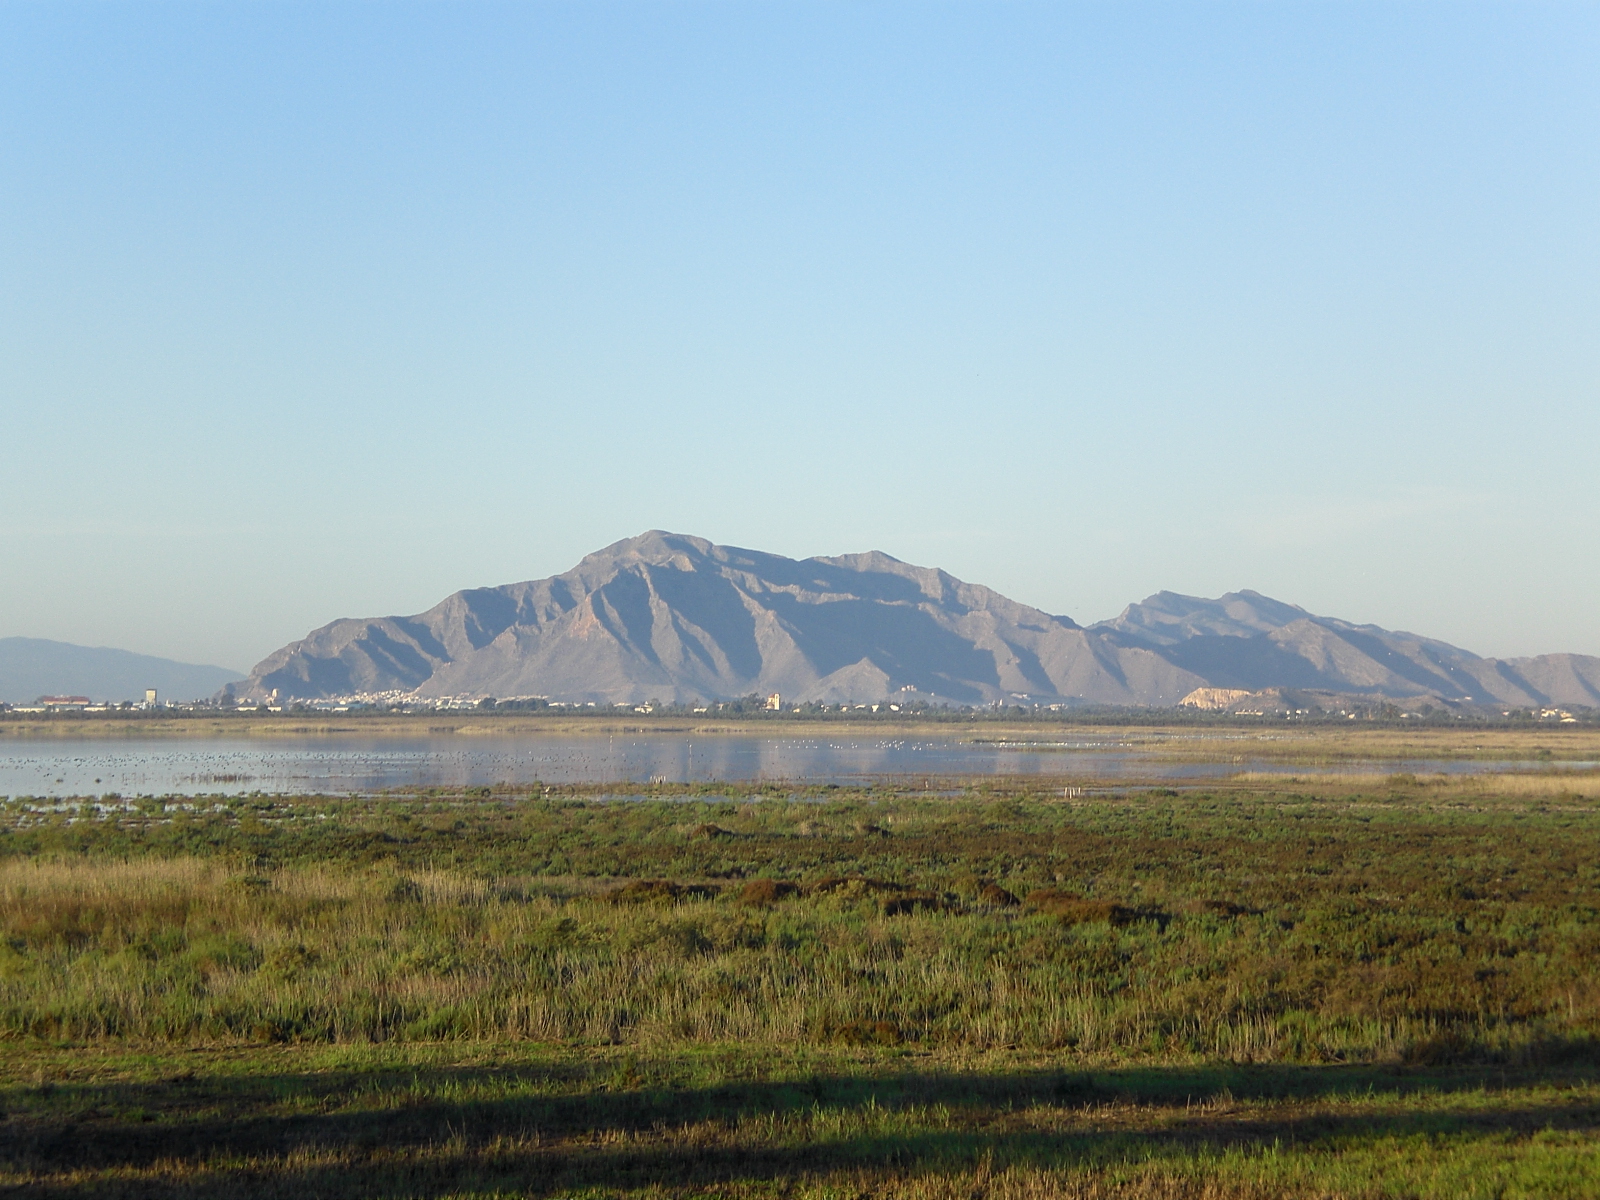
1024,887,1084,913
979,883,1020,907
881,890,945,916
688,823,732,840
736,879,799,907
1026,889,1141,927
600,879,719,905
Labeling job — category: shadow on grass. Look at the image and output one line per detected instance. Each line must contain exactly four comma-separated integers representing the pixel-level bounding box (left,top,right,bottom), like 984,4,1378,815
3,1056,1599,1197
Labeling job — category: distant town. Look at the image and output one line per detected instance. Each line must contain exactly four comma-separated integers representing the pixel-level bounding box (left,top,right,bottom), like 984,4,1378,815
0,686,1588,726
9,688,165,713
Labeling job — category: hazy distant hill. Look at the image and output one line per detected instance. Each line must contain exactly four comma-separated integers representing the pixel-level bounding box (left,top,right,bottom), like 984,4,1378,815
1089,592,1600,709
0,638,243,705
242,531,1600,709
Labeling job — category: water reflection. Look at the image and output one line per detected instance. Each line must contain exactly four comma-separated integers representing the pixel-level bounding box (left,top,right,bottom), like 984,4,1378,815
0,735,1592,797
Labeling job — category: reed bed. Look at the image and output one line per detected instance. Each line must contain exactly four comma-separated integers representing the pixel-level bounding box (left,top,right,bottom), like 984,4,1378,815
1,847,1596,1062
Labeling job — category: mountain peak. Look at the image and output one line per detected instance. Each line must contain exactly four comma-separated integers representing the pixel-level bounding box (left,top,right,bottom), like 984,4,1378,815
236,536,1600,710
582,530,716,567
1095,589,1313,646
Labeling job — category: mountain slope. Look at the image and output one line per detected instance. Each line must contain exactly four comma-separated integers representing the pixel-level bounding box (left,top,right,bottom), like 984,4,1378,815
241,533,1599,709
244,532,1201,705
1093,592,1599,708
0,639,243,705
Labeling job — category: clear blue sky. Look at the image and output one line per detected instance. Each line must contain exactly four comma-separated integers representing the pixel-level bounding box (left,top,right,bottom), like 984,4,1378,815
3,2,1596,672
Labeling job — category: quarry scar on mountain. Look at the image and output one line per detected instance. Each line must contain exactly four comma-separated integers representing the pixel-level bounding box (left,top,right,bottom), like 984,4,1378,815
239,532,1600,710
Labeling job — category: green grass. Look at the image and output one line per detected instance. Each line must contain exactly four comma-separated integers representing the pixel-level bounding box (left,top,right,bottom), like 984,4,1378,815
4,1042,1598,1198
1,771,1597,1195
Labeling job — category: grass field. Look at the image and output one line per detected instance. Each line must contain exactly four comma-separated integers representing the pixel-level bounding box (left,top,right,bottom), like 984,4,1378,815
2,764,1599,1196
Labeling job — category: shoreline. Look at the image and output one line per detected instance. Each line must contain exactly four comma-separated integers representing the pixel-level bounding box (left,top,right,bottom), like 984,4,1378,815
0,713,1597,761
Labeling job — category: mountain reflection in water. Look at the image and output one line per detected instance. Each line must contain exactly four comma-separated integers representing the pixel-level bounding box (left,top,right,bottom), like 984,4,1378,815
1,735,1591,798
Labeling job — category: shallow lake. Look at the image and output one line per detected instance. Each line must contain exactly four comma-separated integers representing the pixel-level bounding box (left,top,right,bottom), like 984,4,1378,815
1,734,1592,797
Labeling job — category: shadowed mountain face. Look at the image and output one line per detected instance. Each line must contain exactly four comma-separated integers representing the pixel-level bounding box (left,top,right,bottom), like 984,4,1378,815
242,533,1600,708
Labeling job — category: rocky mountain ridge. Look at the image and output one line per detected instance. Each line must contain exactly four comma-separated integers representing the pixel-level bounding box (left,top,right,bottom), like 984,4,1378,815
240,531,1600,710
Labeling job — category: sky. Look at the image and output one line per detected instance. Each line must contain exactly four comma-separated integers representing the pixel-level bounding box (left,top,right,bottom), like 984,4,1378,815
2,2,1596,673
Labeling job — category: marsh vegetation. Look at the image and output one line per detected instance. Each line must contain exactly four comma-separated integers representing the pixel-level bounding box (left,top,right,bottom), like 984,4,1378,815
2,765,1598,1196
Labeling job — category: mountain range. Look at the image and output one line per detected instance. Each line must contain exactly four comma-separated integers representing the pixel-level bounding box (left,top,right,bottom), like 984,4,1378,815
239,531,1600,710
0,638,244,706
